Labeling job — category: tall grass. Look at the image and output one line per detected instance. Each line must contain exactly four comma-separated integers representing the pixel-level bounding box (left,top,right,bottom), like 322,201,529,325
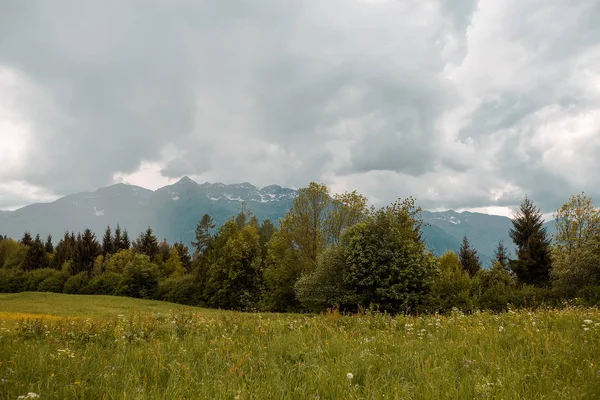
1,294,599,399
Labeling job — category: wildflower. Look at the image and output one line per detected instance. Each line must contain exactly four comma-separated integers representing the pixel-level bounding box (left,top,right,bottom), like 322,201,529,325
583,320,593,324
347,373,354,380
17,393,39,399
498,326,504,332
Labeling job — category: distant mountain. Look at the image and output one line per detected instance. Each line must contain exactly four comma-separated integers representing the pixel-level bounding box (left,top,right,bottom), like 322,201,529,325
421,210,557,266
0,177,296,245
0,179,557,267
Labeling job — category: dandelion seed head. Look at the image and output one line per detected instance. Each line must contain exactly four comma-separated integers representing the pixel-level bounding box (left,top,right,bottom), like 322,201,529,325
347,373,354,380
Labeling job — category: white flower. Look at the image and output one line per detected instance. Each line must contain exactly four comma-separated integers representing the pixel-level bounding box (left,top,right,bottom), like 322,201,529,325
498,326,504,332
17,393,39,399
583,320,593,324
347,373,354,380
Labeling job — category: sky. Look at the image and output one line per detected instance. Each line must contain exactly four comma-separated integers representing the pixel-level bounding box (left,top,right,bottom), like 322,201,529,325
1,0,599,217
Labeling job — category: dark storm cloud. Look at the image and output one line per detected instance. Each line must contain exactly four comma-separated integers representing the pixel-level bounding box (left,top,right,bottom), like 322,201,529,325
1,0,600,213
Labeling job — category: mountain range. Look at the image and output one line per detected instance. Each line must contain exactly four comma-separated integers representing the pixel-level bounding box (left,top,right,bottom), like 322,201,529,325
0,177,557,266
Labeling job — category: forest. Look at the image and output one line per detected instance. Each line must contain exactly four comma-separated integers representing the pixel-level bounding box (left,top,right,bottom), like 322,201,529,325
1,183,599,314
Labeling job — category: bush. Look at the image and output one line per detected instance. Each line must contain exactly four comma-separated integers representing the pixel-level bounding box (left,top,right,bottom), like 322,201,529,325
23,269,62,292
0,270,26,293
157,274,198,305
117,254,159,299
425,252,473,313
576,286,600,306
88,272,121,295
38,272,68,293
63,272,91,294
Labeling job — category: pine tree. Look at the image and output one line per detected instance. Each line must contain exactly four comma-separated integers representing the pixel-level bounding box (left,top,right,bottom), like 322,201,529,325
55,232,75,268
172,242,192,272
459,235,481,277
23,234,49,271
135,228,159,260
45,234,54,254
72,229,102,275
158,239,171,263
114,224,123,251
192,214,215,258
102,226,114,255
494,240,510,272
509,196,553,286
21,232,33,247
122,230,131,250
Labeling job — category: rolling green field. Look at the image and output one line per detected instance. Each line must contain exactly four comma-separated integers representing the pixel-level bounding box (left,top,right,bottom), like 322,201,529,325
1,293,600,399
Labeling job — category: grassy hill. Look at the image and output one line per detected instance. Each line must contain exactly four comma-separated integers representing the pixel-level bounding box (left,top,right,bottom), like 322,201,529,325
0,292,211,318
1,293,599,399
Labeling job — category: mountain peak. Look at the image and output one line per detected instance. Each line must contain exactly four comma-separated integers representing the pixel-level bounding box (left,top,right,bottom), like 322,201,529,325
176,176,197,185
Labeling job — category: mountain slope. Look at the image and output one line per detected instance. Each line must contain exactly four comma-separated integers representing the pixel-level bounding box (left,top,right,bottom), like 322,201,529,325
0,179,557,266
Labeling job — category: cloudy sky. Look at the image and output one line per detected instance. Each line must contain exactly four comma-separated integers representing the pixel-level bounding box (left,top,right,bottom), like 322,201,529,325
1,0,599,216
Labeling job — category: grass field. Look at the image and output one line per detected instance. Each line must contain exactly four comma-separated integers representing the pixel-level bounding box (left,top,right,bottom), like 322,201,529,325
1,293,600,399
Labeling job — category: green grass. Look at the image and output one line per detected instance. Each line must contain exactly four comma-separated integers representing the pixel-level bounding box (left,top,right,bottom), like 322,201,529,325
0,292,209,318
1,293,600,399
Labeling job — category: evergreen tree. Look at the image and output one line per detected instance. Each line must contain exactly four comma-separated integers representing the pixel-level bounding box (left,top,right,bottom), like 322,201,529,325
72,229,102,275
158,239,171,263
192,214,215,259
45,234,54,254
509,196,553,286
55,232,75,269
20,232,33,247
102,226,114,255
173,242,192,272
459,235,481,277
494,240,510,272
114,224,123,251
135,228,159,260
23,234,49,271
122,230,131,250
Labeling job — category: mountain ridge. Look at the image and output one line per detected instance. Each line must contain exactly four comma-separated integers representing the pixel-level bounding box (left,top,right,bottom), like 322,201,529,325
0,179,556,266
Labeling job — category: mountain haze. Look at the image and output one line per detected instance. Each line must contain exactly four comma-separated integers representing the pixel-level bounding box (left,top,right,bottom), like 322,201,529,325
0,179,556,265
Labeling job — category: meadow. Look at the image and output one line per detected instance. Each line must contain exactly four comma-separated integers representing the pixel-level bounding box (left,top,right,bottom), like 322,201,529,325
1,293,599,399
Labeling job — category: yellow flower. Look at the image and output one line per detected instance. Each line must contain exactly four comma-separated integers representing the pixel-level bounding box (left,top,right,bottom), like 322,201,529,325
74,381,81,385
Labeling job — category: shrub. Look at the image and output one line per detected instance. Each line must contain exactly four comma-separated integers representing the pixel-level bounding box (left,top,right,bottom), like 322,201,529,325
63,272,91,294
37,271,68,293
88,272,121,295
0,270,26,293
157,274,198,305
117,254,159,299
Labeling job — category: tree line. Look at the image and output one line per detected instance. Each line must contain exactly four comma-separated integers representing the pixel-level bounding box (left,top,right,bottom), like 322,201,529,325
1,183,599,313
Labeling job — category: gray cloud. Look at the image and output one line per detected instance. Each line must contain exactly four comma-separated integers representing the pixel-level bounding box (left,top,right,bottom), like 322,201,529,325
1,0,600,213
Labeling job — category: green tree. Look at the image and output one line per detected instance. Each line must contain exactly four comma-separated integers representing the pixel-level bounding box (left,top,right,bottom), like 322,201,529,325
160,247,186,278
118,254,159,299
192,214,215,260
121,229,131,250
102,226,114,255
158,239,171,264
459,235,481,277
509,197,553,286
0,238,22,268
202,220,263,310
113,224,124,251
20,232,33,247
72,229,102,275
326,190,369,245
23,234,49,271
45,235,54,254
427,251,473,312
173,242,192,272
262,216,304,312
134,228,160,260
553,192,600,260
54,232,75,269
340,203,437,313
494,240,510,272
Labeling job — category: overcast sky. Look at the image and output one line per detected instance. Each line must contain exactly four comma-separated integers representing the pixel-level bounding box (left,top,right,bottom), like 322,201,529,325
1,0,599,216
